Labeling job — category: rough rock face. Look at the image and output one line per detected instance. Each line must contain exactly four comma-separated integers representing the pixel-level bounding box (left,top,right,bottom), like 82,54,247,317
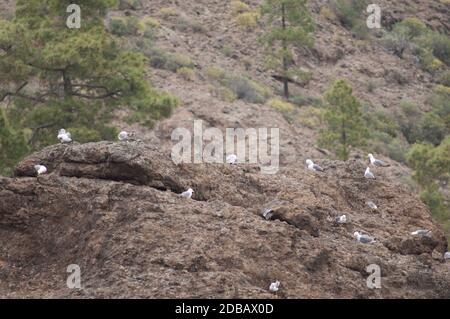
0,141,449,298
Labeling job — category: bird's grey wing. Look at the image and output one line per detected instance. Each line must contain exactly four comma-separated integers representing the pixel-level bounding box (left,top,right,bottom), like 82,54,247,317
374,159,385,166
313,164,324,172
360,235,374,243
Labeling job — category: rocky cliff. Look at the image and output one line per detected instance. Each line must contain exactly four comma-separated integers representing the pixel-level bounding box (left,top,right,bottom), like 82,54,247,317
0,141,449,298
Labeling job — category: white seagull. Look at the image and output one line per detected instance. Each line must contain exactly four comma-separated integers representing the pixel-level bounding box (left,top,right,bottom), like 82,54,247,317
261,208,274,220
118,131,129,141
226,154,237,165
411,229,431,237
368,153,387,167
181,188,194,199
34,165,47,175
366,201,378,210
336,214,347,224
354,231,376,244
57,129,72,143
444,252,450,260
306,159,324,172
269,281,280,292
364,167,375,179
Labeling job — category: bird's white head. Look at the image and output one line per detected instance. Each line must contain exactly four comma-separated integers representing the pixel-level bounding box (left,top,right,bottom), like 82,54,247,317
306,159,313,166
368,153,374,159
353,231,360,238
34,165,41,171
188,188,194,193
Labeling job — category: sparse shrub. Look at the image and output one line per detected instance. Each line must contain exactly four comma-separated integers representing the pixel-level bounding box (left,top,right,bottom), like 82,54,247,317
436,70,450,86
109,16,141,36
235,12,259,30
367,131,408,163
381,30,410,58
394,18,428,39
177,67,195,81
330,0,369,29
396,100,422,144
223,75,268,103
364,108,399,138
231,1,250,15
141,17,159,39
367,80,377,92
289,94,323,108
205,66,226,81
319,6,336,21
159,7,179,19
297,107,324,129
416,32,450,66
222,45,234,57
118,0,143,10
268,98,295,113
417,113,446,146
205,66,270,103
148,49,194,72
209,86,237,102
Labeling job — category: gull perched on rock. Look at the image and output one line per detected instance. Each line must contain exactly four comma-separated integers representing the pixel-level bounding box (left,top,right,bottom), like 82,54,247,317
57,129,72,143
366,201,378,210
261,208,274,220
226,154,237,165
444,252,450,260
306,159,323,172
118,131,129,141
336,214,347,224
368,153,388,167
269,281,280,292
354,231,376,244
411,229,431,237
181,188,194,199
34,165,47,175
364,167,375,179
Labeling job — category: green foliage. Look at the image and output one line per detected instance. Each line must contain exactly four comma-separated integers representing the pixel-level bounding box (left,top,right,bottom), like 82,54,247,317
260,0,314,98
382,17,450,77
396,88,450,146
407,137,450,188
330,0,369,31
147,48,194,72
0,0,177,172
0,110,28,175
235,12,260,30
319,79,367,160
205,66,270,103
407,137,450,240
109,16,141,36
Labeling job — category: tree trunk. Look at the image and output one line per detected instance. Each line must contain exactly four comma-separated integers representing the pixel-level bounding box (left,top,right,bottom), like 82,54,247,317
281,3,289,99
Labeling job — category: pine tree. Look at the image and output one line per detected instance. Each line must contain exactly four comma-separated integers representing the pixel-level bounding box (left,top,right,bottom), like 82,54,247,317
0,1,177,157
319,79,367,160
407,137,450,243
260,0,314,99
0,110,28,175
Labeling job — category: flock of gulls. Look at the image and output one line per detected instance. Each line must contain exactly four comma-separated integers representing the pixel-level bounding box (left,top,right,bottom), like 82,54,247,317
32,128,450,293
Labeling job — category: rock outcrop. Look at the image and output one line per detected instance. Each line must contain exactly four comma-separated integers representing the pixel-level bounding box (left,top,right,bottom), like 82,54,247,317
0,141,449,298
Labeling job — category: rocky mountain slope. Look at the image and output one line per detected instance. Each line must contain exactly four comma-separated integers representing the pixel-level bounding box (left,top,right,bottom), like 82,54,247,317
0,0,449,298
0,141,449,298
